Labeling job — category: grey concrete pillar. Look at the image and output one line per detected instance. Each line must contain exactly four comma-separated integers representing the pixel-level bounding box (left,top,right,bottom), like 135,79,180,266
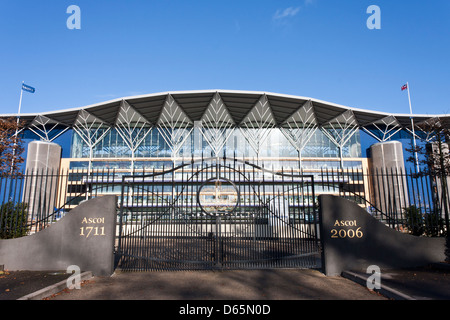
0,196,117,276
370,141,408,214
319,195,445,276
24,141,62,221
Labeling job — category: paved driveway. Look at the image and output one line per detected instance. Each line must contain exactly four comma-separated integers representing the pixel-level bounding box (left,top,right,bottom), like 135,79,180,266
45,269,385,300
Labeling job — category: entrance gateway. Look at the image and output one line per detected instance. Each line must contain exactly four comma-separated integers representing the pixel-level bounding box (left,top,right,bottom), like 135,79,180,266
115,157,321,271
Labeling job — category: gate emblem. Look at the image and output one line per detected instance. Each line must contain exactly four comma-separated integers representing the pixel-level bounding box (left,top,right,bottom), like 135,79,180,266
197,177,240,217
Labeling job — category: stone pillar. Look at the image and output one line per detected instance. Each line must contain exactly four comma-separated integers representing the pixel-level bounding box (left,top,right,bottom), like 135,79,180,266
0,196,117,276
319,195,445,276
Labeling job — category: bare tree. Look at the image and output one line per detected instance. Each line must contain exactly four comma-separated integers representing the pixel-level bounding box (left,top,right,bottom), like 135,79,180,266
0,117,25,176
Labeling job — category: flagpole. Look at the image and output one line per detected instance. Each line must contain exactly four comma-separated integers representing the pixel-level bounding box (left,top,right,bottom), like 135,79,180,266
11,82,24,175
407,82,420,173
17,81,24,121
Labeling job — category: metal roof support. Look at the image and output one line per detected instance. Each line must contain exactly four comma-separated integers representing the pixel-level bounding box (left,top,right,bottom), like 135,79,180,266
239,95,276,158
321,110,359,169
362,115,403,142
73,109,111,175
279,100,318,170
200,93,235,158
406,117,444,143
157,94,194,160
28,115,69,142
115,100,152,171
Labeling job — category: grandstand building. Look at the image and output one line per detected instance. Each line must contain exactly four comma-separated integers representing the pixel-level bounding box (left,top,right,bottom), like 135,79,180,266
3,90,449,213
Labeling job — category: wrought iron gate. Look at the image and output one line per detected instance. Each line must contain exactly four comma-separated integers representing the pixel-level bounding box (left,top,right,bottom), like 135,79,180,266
115,157,321,271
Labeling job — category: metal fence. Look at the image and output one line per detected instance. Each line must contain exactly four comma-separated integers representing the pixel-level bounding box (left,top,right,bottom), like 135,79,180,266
0,168,123,239
317,167,450,237
116,158,321,271
1,164,449,240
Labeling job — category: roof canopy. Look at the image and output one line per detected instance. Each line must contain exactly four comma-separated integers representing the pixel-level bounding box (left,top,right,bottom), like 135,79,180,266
3,90,449,141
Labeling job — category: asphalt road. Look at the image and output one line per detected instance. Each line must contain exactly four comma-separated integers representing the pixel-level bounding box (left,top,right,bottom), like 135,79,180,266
0,271,69,300
42,269,386,300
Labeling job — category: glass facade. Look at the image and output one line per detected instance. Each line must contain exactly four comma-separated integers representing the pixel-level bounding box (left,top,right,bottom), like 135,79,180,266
69,126,362,161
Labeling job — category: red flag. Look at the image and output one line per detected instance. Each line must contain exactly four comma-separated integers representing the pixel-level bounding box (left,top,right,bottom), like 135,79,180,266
401,84,408,91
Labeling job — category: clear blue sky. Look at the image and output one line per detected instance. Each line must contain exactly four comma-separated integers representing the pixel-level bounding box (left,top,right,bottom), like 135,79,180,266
0,0,449,116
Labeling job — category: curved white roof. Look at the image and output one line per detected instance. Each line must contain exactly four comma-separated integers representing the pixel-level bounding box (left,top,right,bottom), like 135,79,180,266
2,90,449,129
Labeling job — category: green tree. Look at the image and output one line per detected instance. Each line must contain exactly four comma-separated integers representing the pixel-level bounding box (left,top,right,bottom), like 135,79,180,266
403,205,424,236
0,201,28,239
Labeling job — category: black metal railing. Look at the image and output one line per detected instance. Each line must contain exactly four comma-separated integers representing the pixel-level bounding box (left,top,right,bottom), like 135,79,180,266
316,167,450,237
0,168,122,239
1,164,449,240
115,157,321,271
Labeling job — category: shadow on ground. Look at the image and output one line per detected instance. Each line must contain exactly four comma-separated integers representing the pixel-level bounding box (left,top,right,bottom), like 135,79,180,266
44,269,385,300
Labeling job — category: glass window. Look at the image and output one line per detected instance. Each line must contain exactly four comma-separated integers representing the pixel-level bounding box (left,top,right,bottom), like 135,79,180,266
70,126,362,160
343,161,363,169
91,161,131,170
69,161,89,170
134,161,173,170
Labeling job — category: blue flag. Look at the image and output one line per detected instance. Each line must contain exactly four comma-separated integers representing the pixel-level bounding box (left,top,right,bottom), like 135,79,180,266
22,83,35,93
